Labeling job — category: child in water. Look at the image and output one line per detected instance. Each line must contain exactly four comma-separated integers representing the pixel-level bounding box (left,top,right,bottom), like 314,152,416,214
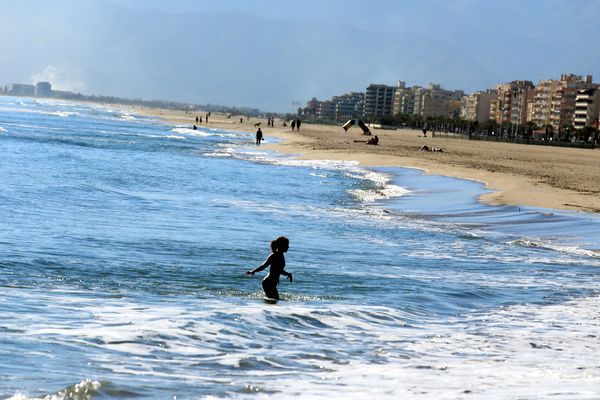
246,236,292,300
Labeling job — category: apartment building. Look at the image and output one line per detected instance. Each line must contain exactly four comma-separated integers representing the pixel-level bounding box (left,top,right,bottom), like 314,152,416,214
35,81,53,97
304,92,365,120
317,100,336,120
364,83,396,117
532,79,560,126
392,83,463,118
392,81,413,115
550,74,593,131
531,74,594,131
5,83,35,96
574,88,600,130
490,80,535,124
305,98,320,118
332,92,365,120
460,89,496,123
417,84,463,118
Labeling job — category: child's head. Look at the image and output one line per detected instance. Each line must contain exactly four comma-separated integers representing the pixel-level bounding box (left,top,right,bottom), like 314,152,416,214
271,236,289,253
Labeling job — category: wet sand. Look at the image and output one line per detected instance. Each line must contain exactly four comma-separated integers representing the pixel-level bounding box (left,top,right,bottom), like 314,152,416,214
127,106,600,214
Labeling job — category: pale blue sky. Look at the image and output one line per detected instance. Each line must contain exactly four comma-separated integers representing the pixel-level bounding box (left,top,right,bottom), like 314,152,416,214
1,0,599,111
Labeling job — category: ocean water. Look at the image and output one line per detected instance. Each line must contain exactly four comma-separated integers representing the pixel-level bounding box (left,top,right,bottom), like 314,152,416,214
1,96,599,399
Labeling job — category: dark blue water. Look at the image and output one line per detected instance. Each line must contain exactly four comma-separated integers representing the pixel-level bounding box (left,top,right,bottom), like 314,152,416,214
1,97,599,399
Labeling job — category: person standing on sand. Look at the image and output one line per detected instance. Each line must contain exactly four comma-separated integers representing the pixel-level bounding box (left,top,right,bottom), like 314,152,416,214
246,236,292,300
296,118,301,131
291,120,296,131
256,127,263,146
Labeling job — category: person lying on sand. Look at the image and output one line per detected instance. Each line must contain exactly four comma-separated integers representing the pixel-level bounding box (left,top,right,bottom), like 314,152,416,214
419,145,443,152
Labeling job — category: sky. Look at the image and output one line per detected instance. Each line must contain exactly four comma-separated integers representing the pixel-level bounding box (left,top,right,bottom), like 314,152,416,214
1,0,599,112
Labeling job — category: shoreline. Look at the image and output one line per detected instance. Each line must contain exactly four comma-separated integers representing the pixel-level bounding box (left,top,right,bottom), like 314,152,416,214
115,104,600,214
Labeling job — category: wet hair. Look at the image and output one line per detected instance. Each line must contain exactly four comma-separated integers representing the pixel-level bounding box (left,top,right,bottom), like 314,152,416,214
271,236,289,252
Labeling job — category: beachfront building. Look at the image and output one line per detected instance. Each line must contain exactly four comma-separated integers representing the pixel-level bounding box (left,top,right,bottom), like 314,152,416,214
364,83,396,117
418,84,464,118
316,100,336,120
532,79,561,126
5,83,35,96
393,83,463,118
460,89,496,123
490,80,535,125
35,81,52,97
549,74,593,132
392,85,428,116
531,74,594,131
303,92,365,121
304,98,320,118
332,92,365,120
574,88,600,130
392,81,413,115
510,85,534,126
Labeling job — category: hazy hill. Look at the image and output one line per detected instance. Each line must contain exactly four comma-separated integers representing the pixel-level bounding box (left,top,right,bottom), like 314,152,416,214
1,0,598,111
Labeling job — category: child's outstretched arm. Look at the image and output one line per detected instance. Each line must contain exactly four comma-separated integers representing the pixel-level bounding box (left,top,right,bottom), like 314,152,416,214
246,254,273,276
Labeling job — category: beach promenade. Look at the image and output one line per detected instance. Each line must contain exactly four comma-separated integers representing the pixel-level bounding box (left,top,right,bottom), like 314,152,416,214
131,106,600,214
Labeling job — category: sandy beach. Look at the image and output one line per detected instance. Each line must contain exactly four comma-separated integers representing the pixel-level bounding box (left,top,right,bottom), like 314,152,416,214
128,106,600,214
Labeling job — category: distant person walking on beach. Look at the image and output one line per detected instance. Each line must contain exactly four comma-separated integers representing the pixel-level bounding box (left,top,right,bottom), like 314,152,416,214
256,127,263,146
296,119,301,131
246,236,292,300
291,120,296,131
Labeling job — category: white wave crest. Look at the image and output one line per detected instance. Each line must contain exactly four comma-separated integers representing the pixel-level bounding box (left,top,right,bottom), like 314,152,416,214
348,184,410,202
8,379,102,400
0,126,7,133
172,127,213,137
47,111,80,117
119,113,137,121
509,239,600,258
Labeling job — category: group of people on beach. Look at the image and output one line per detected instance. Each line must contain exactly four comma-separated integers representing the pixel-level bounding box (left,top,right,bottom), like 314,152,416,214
291,119,301,131
195,113,210,124
291,118,302,132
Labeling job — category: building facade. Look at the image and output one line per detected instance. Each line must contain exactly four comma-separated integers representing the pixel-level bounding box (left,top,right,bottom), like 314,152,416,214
303,92,365,121
364,83,396,117
392,83,463,118
35,81,53,97
574,88,600,130
460,89,496,123
332,92,365,120
490,80,535,125
5,83,35,96
532,74,594,131
418,84,464,118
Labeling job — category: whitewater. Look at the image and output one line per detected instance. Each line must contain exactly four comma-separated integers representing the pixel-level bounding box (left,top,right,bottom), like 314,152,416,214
0,97,599,399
